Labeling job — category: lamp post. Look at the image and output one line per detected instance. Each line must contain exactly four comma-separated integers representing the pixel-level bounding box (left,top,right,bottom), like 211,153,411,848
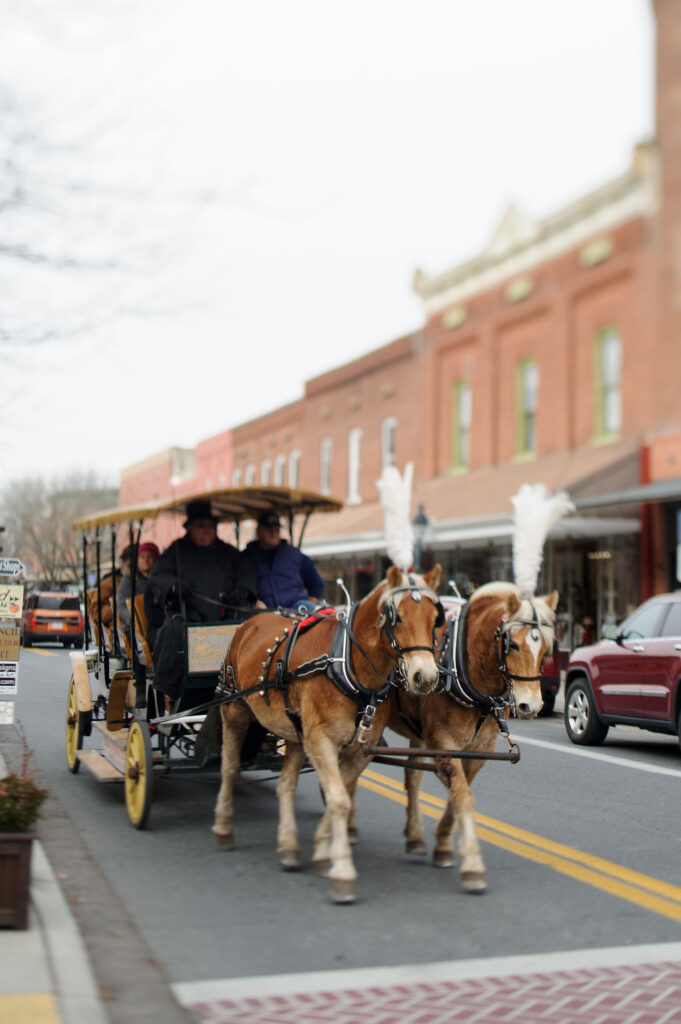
412,503,429,572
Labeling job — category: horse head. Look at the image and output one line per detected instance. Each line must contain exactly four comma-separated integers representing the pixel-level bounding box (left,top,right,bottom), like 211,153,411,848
469,582,559,719
378,564,443,696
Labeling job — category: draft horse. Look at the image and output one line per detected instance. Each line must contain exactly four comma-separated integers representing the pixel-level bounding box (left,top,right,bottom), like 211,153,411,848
212,565,443,903
387,581,558,893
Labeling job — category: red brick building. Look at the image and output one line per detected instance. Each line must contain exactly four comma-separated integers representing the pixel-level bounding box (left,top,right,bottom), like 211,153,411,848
120,1,681,643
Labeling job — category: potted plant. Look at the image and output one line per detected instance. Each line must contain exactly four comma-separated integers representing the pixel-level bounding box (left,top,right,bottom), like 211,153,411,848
0,743,48,929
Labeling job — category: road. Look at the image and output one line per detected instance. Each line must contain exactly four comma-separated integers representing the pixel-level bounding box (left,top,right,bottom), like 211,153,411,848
10,645,681,992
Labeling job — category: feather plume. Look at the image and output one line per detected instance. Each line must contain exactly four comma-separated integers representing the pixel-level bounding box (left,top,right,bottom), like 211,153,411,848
377,463,414,571
511,483,574,596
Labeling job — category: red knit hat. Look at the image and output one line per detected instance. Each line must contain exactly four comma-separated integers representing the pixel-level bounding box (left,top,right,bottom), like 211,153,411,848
138,542,160,557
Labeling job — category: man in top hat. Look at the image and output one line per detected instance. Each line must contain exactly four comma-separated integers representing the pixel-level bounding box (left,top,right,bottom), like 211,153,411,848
245,510,324,613
145,500,260,701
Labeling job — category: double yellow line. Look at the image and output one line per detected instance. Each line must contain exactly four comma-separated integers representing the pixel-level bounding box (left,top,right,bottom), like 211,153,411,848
359,767,681,922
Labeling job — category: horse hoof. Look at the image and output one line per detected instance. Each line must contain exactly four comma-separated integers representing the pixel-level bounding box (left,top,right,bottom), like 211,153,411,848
406,840,427,856
348,827,359,845
313,858,331,877
461,871,487,893
432,851,455,868
329,879,356,904
278,850,301,871
215,833,234,852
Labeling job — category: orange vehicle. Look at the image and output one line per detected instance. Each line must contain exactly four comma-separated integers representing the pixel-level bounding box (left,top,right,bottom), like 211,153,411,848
21,591,84,648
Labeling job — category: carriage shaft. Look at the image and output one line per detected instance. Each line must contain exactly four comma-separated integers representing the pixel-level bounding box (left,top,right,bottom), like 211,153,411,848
369,745,520,764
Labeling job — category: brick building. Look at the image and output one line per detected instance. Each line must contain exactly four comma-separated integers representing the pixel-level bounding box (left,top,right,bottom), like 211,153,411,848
120,1,681,644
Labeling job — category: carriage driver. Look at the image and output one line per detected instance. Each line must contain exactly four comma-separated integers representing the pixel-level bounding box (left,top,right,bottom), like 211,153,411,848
145,500,263,704
245,510,325,613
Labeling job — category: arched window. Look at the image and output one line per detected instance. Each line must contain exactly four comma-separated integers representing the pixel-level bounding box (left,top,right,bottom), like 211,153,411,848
595,326,621,438
261,459,272,485
381,418,397,469
231,467,242,486
274,454,286,486
348,428,362,504
451,381,471,469
516,358,538,455
289,450,300,488
245,464,256,485
320,437,333,494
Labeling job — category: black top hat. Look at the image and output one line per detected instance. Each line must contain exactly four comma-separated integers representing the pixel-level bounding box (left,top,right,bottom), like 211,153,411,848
257,510,281,528
184,500,217,528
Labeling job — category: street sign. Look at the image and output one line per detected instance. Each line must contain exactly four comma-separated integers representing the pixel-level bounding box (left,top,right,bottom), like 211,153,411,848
0,557,24,576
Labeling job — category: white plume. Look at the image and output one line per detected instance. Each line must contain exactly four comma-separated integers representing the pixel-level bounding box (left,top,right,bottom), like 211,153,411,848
511,483,574,596
377,463,414,571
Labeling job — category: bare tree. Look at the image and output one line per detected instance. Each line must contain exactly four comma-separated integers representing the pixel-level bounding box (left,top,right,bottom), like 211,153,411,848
0,471,117,585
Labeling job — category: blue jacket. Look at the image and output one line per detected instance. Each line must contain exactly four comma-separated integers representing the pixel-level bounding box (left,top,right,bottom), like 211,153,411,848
245,540,324,609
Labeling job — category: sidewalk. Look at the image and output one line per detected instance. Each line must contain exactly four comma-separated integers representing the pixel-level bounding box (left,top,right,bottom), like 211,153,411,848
0,747,107,1024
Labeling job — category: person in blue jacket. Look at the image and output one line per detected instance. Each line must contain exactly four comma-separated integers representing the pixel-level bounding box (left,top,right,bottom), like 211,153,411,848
245,510,325,613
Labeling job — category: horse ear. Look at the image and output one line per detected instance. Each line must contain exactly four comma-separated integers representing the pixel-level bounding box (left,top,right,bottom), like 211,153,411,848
424,564,442,591
386,565,403,588
542,590,559,611
506,593,522,617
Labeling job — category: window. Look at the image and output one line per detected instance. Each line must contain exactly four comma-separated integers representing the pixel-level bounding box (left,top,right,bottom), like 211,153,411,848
217,473,226,487
245,464,256,485
451,381,471,469
661,602,681,637
596,327,621,437
516,358,538,455
274,454,286,486
381,418,396,470
622,603,667,640
261,459,272,485
320,437,333,495
289,450,300,488
348,428,362,504
231,467,242,486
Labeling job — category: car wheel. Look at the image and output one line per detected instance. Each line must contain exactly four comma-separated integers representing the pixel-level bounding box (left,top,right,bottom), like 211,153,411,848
564,676,609,745
538,692,556,717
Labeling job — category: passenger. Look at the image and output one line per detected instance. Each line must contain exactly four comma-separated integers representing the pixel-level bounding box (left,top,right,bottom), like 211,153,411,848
245,510,325,613
145,500,261,702
116,541,159,631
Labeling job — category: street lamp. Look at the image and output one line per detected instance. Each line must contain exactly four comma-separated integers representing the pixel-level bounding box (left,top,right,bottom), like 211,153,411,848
412,503,429,572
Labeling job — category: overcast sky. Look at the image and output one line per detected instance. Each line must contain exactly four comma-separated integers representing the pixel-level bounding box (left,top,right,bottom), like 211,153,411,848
0,0,654,486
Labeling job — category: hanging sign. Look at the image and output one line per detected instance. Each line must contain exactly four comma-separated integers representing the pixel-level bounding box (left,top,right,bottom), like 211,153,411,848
0,585,24,618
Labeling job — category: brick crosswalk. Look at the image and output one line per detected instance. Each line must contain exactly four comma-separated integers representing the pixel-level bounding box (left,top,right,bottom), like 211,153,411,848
186,961,681,1024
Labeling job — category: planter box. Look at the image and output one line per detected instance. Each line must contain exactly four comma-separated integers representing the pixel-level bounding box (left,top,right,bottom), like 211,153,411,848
0,833,34,930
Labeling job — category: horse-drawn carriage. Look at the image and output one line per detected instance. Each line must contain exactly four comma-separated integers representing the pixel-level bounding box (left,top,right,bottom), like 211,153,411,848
66,485,342,829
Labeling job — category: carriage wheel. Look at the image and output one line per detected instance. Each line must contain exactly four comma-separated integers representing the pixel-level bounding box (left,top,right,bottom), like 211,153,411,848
65,676,92,774
125,719,154,829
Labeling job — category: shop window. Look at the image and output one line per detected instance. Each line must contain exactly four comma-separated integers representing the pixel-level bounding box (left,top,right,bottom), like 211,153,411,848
451,380,471,469
381,418,396,470
516,358,538,456
595,326,621,439
348,428,362,504
320,437,332,495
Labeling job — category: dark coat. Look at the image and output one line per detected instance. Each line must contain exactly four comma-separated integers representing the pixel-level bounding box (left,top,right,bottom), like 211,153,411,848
245,539,324,609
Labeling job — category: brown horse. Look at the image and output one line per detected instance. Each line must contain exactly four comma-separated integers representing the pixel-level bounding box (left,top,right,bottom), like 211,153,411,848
386,581,558,894
212,565,443,903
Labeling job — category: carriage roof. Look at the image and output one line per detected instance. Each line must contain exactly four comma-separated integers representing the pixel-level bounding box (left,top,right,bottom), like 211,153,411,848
72,485,343,532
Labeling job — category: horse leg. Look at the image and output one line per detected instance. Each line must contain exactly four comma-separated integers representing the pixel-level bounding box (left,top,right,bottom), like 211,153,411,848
434,756,487,893
347,784,359,844
276,741,306,870
404,740,427,855
308,737,362,903
212,703,251,851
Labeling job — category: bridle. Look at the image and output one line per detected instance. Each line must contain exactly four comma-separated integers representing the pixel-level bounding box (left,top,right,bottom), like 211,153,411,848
493,597,554,684
380,575,445,689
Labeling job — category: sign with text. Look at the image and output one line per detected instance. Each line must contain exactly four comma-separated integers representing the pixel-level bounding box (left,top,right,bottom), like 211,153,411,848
0,557,25,577
0,627,20,662
0,585,24,619
0,661,18,696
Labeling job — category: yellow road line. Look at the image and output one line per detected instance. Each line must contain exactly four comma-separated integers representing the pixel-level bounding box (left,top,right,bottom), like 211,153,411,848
359,767,681,922
21,649,58,657
0,993,62,1023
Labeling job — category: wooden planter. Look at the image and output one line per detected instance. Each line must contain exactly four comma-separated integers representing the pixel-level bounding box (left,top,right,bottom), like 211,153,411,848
0,833,34,930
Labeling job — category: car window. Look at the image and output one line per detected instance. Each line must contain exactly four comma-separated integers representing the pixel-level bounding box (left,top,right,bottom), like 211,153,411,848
660,601,681,638
36,595,80,611
621,602,667,639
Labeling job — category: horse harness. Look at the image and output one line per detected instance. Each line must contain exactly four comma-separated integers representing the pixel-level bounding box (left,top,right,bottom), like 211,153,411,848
217,578,445,745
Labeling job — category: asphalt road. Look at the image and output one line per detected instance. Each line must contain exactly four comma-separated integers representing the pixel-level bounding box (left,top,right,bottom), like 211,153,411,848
10,645,681,990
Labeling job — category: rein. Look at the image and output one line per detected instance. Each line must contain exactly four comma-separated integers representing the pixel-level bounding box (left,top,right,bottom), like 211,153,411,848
493,597,545,683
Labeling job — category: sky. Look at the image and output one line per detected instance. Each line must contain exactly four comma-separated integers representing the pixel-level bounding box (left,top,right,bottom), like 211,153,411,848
0,0,654,486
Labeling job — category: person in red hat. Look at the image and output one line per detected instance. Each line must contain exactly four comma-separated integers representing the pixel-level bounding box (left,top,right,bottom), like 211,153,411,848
116,541,160,632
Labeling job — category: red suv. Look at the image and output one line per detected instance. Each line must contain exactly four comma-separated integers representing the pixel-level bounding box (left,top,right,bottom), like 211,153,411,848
564,592,681,747
21,591,84,648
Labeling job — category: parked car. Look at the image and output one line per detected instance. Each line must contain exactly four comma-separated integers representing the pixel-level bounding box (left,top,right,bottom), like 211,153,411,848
564,591,681,748
21,591,84,648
